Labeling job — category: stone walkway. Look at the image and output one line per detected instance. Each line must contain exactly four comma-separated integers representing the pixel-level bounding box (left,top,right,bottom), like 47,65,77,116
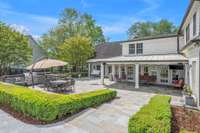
0,79,183,133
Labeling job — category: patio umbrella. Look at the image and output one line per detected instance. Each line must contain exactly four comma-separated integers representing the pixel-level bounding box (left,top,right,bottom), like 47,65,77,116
27,59,68,70
26,58,68,88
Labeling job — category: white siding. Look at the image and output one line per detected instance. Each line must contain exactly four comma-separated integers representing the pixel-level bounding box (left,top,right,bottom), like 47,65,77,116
182,1,200,46
122,36,178,56
179,36,185,50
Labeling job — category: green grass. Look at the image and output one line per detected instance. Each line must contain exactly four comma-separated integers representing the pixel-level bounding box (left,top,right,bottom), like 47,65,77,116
0,82,117,122
128,95,172,133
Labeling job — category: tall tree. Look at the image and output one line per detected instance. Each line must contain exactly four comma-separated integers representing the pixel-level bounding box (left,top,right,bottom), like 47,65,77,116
58,35,94,72
0,22,32,75
41,8,105,57
127,19,178,39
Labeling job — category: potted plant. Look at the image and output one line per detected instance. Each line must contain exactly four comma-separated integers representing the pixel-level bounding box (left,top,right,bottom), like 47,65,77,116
183,84,196,106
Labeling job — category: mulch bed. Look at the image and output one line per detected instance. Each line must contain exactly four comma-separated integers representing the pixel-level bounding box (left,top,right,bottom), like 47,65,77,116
0,104,46,125
172,106,200,133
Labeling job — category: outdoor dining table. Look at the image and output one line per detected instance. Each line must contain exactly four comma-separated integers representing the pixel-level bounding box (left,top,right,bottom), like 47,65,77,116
49,80,71,92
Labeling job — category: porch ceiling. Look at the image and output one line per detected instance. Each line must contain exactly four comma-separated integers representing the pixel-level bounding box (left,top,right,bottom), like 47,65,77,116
88,54,188,64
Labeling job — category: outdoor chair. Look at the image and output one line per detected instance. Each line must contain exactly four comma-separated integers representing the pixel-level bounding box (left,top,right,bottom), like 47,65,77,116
172,79,184,89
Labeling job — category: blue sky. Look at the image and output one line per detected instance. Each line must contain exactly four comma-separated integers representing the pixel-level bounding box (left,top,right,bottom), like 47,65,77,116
0,0,189,41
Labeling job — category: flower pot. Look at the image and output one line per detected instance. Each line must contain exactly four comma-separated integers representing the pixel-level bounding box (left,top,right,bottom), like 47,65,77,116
184,95,196,107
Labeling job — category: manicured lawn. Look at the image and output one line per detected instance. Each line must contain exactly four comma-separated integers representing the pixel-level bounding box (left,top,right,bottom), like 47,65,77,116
128,95,172,133
0,82,116,122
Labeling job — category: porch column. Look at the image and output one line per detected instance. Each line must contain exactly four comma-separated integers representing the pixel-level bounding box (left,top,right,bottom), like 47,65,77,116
88,63,91,78
101,63,104,84
112,64,115,81
118,65,122,79
184,64,189,84
125,65,128,80
135,64,139,88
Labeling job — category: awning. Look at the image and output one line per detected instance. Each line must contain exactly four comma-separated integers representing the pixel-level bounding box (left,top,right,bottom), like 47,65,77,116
88,54,188,64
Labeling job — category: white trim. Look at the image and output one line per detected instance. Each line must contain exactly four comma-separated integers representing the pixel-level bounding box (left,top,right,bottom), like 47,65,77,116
101,63,104,84
135,64,139,88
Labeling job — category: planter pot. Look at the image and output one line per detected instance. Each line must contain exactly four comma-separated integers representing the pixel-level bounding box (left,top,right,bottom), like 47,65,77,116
184,95,196,107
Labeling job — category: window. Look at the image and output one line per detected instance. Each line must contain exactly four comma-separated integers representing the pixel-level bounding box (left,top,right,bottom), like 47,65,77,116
97,65,100,70
136,43,143,54
151,70,157,77
193,13,197,36
144,66,149,76
160,69,168,83
186,24,190,42
129,44,135,54
108,66,112,73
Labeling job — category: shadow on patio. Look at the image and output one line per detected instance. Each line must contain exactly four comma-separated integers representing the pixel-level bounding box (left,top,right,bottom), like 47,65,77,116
105,81,182,97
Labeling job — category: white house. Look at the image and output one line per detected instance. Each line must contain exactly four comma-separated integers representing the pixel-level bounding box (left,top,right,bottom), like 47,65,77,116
28,35,47,63
178,0,200,108
88,0,200,109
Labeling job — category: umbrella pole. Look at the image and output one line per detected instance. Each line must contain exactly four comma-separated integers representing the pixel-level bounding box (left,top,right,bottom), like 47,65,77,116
31,70,35,88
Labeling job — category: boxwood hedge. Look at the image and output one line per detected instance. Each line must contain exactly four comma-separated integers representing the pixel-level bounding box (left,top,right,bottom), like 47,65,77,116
0,82,116,122
128,95,172,133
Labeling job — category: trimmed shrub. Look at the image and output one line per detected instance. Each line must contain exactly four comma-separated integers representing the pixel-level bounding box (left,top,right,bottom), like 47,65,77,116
128,95,171,133
0,82,116,122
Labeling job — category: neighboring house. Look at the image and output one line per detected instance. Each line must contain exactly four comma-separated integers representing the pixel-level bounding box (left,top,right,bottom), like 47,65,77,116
8,35,46,74
28,35,47,63
88,0,200,109
178,0,200,108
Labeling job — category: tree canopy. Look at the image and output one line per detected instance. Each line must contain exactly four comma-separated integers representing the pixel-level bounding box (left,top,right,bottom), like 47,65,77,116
0,21,32,75
127,19,178,39
41,8,105,58
58,35,94,72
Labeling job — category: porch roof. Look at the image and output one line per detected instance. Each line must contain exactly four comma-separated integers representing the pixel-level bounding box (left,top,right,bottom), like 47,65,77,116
88,54,188,64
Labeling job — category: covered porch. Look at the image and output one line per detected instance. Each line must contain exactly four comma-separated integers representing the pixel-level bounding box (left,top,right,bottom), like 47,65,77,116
88,54,188,89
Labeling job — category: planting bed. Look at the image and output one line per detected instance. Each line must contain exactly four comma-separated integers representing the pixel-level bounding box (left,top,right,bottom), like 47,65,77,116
172,106,200,133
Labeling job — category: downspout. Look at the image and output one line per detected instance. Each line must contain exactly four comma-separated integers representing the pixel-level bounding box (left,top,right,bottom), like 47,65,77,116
199,45,200,107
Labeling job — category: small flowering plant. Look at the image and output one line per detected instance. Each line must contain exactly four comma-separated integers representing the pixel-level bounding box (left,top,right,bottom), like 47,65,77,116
183,84,192,96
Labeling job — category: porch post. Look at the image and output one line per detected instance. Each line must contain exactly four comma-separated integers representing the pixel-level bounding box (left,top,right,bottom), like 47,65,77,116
118,65,122,79
135,64,139,88
125,64,128,80
112,64,115,81
101,62,104,84
88,63,91,78
184,64,189,84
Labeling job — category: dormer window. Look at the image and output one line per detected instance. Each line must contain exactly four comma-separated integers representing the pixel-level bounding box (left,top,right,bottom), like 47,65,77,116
193,13,196,36
136,43,143,54
129,44,135,54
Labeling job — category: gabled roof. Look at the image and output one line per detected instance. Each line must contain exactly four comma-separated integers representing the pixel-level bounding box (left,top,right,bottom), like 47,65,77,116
92,34,178,60
122,34,177,43
178,0,200,34
93,42,122,59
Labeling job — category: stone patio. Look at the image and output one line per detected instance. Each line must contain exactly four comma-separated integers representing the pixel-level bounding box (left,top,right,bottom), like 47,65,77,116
0,78,183,133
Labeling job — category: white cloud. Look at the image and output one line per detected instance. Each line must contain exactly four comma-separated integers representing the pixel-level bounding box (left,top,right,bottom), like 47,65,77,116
80,0,90,8
99,0,162,39
10,24,30,35
32,35,41,42
0,1,58,36
137,0,161,15
31,15,58,25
